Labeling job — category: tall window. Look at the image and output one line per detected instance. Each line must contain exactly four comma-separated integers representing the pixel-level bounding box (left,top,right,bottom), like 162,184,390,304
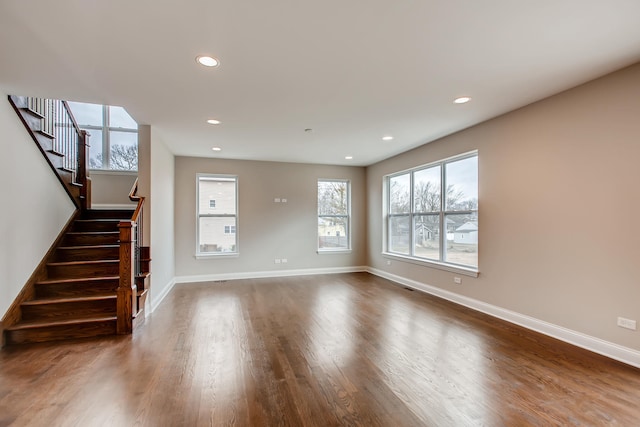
386,152,478,269
67,101,138,171
318,179,351,251
197,174,238,255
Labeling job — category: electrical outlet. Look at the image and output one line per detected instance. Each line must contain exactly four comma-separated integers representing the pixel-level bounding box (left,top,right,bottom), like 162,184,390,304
274,259,281,264
454,277,462,284
282,198,287,203
617,317,637,330
274,198,281,203
386,260,392,265
281,258,288,263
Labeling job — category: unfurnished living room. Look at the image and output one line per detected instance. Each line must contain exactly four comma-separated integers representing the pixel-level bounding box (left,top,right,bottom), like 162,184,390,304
2,1,640,426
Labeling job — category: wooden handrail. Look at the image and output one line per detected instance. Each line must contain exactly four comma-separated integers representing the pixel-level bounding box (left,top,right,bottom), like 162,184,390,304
128,178,145,222
117,177,146,334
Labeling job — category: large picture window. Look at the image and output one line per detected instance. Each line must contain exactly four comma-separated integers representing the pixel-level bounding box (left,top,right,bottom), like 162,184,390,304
67,102,138,171
197,174,238,256
386,152,478,270
318,179,351,251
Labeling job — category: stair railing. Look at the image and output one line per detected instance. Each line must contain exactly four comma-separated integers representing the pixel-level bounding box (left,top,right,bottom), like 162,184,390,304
116,178,145,334
9,96,90,209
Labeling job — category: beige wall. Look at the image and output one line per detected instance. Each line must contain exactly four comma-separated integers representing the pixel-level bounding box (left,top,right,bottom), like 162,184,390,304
367,63,640,351
148,129,175,310
175,157,366,278
89,171,137,207
0,94,76,318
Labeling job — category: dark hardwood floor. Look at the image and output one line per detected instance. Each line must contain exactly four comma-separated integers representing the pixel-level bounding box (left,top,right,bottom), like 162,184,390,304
1,272,640,426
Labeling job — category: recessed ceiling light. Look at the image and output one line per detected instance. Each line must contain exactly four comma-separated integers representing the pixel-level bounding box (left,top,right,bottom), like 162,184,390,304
207,119,221,125
345,156,353,160
454,97,471,104
212,147,222,151
382,136,394,141
196,56,220,67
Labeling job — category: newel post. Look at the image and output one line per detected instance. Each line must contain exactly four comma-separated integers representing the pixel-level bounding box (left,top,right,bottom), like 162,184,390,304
77,129,91,210
117,221,138,334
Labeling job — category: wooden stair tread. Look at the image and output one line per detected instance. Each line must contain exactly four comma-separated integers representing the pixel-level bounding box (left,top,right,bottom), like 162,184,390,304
6,316,117,331
66,231,119,235
47,259,119,267
37,276,119,285
22,294,117,306
58,244,119,250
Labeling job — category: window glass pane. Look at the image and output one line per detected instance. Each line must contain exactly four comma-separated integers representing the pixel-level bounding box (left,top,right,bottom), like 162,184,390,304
445,213,478,267
413,165,441,213
318,181,347,215
199,217,237,253
86,128,103,169
109,131,138,170
414,215,439,260
198,177,236,215
389,215,410,254
67,101,103,127
318,216,348,249
109,106,137,129
389,173,410,214
446,156,478,211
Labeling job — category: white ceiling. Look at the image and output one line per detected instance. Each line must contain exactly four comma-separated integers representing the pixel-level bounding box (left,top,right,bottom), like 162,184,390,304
1,1,640,166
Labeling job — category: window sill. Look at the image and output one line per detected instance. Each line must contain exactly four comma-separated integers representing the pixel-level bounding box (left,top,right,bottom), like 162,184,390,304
317,249,352,255
382,252,479,277
90,169,138,176
196,253,239,260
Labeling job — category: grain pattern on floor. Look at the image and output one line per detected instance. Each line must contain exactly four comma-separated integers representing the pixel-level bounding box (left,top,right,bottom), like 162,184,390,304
1,272,640,426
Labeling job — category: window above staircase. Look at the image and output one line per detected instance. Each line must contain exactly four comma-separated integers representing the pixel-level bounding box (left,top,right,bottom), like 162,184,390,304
67,102,138,172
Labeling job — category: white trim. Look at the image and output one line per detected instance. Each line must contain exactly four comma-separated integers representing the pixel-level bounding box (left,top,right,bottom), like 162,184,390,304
382,252,479,277
367,267,640,369
175,266,368,284
89,169,138,176
148,278,176,315
91,203,137,210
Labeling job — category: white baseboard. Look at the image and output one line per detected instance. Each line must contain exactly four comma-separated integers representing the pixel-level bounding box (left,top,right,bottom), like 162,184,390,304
175,265,368,284
148,278,176,315
367,267,640,369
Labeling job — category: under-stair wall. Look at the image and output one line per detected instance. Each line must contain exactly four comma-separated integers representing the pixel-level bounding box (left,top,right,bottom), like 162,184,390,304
0,93,76,340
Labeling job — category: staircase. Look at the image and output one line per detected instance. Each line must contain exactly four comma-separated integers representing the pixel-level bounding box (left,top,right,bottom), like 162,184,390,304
5,209,149,345
2,95,150,346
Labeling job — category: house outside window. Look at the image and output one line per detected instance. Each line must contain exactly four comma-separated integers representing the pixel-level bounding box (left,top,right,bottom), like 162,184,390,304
197,174,238,255
67,101,138,171
385,152,478,270
318,179,350,251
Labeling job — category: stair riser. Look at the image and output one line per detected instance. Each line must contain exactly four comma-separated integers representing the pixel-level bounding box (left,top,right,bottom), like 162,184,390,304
47,262,120,279
21,299,117,322
72,221,121,232
35,280,119,299
54,247,120,262
63,233,120,246
5,320,117,345
82,210,134,220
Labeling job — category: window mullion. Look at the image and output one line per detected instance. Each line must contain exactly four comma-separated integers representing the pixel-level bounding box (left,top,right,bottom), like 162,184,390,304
103,105,110,169
440,162,446,263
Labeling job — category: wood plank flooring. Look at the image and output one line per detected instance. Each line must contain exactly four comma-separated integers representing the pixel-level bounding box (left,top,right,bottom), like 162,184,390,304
2,272,640,426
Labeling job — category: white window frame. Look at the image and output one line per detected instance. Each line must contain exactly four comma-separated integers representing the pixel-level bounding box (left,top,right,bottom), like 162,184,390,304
383,151,478,276
74,104,138,171
196,174,239,258
317,179,351,253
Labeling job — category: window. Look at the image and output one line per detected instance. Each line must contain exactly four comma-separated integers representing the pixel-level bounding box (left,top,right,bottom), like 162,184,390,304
197,174,238,255
318,179,350,251
386,152,478,270
67,102,138,171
